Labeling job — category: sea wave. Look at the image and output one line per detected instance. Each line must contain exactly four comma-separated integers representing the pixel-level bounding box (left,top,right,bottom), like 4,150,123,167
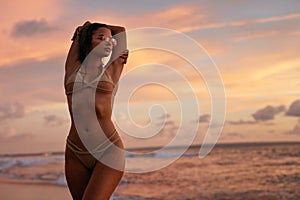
0,149,198,187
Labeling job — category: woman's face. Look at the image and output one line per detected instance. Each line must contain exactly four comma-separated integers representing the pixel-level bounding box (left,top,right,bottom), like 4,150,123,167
90,27,114,58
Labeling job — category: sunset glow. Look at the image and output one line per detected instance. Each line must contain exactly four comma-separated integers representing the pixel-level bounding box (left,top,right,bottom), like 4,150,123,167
1,0,299,154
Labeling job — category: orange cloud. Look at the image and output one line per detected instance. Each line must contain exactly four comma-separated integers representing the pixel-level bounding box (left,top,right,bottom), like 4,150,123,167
251,58,300,80
234,31,279,42
178,13,300,32
289,31,300,36
104,4,208,32
151,5,207,27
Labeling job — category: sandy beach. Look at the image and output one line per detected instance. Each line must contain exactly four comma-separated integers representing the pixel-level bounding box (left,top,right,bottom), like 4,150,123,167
0,178,71,200
1,143,299,200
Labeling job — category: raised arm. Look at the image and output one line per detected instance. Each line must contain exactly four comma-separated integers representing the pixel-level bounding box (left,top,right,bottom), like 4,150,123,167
107,25,128,66
64,22,91,84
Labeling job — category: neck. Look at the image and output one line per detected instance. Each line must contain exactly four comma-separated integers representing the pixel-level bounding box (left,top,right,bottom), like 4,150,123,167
84,54,103,72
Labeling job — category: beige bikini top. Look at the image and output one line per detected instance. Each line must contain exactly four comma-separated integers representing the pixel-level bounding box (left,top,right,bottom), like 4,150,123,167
65,66,116,95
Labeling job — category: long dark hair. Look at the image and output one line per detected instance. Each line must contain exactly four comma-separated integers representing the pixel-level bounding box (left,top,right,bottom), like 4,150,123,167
78,23,109,62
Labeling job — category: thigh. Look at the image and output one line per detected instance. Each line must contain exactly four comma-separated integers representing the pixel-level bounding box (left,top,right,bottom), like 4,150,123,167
65,146,92,200
83,140,125,200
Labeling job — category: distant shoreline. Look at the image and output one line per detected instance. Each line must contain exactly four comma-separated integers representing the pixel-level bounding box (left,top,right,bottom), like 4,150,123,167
1,141,299,157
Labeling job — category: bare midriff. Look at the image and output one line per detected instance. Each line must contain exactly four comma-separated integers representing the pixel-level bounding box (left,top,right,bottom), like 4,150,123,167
66,86,118,151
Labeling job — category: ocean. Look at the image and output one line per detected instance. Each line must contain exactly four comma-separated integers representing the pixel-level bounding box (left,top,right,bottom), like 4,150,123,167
0,142,299,200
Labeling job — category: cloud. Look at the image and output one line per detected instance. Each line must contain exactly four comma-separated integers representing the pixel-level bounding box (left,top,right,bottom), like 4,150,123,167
11,18,55,37
0,126,16,138
252,105,285,121
157,121,178,139
287,119,300,134
0,55,65,105
198,114,210,123
179,13,300,32
155,114,178,138
43,114,67,126
228,119,256,125
0,126,31,142
163,120,175,126
120,4,207,33
289,31,300,36
152,5,206,28
156,119,175,127
157,113,171,120
228,104,285,125
234,31,279,42
0,102,25,121
286,99,300,117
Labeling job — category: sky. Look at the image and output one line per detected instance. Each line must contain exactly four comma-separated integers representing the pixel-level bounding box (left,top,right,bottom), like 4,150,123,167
0,0,300,154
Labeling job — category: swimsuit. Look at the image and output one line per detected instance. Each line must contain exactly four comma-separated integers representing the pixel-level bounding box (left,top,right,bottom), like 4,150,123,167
65,66,116,95
65,65,119,170
66,129,120,170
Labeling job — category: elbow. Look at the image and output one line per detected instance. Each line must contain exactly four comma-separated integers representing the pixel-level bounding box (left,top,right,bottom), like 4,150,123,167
116,26,125,33
119,27,125,32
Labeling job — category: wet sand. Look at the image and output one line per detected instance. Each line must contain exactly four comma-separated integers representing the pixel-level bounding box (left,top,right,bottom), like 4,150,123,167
0,178,71,200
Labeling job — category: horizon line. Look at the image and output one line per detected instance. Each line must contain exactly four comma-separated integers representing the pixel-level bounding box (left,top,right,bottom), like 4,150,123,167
1,141,300,157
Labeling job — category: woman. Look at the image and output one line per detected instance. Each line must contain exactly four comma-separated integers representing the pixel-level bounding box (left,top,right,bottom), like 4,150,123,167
64,21,128,200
